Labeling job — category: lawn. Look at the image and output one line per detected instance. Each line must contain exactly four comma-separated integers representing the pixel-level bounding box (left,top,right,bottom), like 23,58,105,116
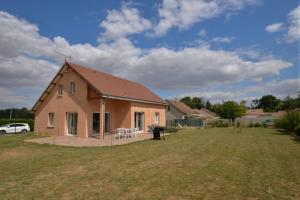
0,128,300,200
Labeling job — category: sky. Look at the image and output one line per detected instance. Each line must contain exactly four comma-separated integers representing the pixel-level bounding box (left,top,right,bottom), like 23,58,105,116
0,0,299,109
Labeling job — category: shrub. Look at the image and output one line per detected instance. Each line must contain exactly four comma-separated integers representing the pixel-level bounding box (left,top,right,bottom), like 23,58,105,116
215,120,230,127
254,122,261,127
0,119,34,131
164,127,178,133
236,121,241,128
262,122,267,128
275,110,300,135
248,121,254,128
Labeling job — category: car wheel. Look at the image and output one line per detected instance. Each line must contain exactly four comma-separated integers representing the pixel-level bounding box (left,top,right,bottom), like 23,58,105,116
0,130,6,135
21,129,27,134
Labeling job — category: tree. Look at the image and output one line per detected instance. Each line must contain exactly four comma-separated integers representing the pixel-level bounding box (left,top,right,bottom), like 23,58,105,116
256,95,281,112
180,96,205,109
180,96,192,108
191,97,205,109
205,100,212,111
217,101,246,121
251,99,259,108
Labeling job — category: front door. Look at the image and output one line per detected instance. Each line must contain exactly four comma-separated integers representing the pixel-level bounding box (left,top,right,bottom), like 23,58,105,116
92,112,111,134
135,112,144,131
66,113,78,135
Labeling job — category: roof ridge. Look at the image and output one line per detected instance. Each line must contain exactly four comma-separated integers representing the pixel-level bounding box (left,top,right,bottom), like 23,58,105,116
66,61,146,87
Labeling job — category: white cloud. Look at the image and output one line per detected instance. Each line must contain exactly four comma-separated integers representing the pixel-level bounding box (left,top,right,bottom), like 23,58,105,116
198,29,207,37
286,6,300,43
265,22,284,33
178,79,300,103
0,10,293,108
99,4,152,41
153,0,260,36
211,37,235,43
266,6,300,43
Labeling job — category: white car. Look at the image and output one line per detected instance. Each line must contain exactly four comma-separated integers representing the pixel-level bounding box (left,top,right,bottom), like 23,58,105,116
0,123,30,134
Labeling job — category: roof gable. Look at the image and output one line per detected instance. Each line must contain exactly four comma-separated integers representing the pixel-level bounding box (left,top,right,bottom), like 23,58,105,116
32,62,166,111
167,100,196,114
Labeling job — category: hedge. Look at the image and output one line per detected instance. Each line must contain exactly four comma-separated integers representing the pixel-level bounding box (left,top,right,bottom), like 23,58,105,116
0,119,34,131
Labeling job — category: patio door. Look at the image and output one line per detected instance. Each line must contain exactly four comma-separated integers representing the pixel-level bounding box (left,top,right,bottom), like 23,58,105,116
92,112,111,134
135,112,144,131
66,113,78,135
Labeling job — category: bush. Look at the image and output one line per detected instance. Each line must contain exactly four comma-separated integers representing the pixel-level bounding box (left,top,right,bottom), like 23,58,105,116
236,121,241,128
164,127,179,133
0,119,34,131
262,122,267,128
275,110,300,135
248,121,254,128
212,119,230,127
254,122,261,127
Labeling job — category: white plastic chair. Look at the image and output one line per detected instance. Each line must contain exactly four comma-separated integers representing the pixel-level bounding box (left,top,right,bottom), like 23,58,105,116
115,128,125,139
125,128,131,139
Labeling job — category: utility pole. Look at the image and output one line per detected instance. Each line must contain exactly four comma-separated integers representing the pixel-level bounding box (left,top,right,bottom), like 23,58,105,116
9,108,12,119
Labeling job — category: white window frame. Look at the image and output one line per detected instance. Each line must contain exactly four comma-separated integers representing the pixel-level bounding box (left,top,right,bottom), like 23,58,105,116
70,81,76,95
155,112,160,124
58,84,63,96
48,113,54,127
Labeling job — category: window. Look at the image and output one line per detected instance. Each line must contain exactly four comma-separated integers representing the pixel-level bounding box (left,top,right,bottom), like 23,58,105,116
58,84,63,96
155,112,160,124
70,81,76,94
48,113,54,127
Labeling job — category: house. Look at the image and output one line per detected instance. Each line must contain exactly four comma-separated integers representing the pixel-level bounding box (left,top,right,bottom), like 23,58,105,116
166,100,199,120
165,100,206,127
32,62,166,139
193,108,219,122
236,109,286,125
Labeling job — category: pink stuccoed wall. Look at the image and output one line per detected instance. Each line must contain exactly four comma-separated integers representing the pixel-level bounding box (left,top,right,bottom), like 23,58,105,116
34,67,166,138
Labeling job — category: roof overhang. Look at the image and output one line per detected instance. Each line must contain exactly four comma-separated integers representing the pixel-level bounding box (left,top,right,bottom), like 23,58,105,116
31,63,68,112
102,94,167,106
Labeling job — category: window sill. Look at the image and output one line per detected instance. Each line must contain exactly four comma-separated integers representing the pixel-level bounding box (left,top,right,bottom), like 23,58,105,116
47,126,54,129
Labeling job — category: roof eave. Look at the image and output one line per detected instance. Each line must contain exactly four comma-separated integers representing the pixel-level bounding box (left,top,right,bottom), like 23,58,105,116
102,94,167,106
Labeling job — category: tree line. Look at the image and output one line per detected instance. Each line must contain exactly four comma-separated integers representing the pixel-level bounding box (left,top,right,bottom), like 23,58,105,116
179,94,300,121
0,108,34,119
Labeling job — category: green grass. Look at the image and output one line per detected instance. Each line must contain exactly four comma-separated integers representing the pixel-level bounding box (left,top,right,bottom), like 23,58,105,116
0,128,300,200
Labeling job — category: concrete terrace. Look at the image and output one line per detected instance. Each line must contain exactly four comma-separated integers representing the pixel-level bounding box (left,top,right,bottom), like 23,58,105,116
24,133,163,147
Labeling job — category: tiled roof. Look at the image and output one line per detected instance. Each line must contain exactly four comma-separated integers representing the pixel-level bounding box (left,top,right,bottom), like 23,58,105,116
32,62,166,111
67,62,166,105
166,100,196,114
193,108,219,118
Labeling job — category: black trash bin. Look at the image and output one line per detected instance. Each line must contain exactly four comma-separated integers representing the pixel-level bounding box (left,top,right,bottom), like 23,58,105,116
153,126,164,140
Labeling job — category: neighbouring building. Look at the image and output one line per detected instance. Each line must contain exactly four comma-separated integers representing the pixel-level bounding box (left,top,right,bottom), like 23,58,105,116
166,100,204,126
166,100,199,120
193,108,220,123
236,108,286,125
32,62,166,139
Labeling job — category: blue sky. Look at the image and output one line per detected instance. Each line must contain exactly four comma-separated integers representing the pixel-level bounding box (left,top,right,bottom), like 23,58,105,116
0,0,299,109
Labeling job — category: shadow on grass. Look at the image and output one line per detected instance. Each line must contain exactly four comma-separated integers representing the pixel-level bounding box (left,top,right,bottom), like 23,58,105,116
271,129,300,144
291,136,300,144
271,129,290,135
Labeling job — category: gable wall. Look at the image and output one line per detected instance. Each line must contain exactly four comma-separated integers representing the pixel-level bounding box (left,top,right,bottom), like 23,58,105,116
34,67,93,137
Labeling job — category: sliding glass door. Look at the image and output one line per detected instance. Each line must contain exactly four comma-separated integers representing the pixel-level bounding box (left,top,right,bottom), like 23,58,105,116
135,112,144,131
66,113,78,135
